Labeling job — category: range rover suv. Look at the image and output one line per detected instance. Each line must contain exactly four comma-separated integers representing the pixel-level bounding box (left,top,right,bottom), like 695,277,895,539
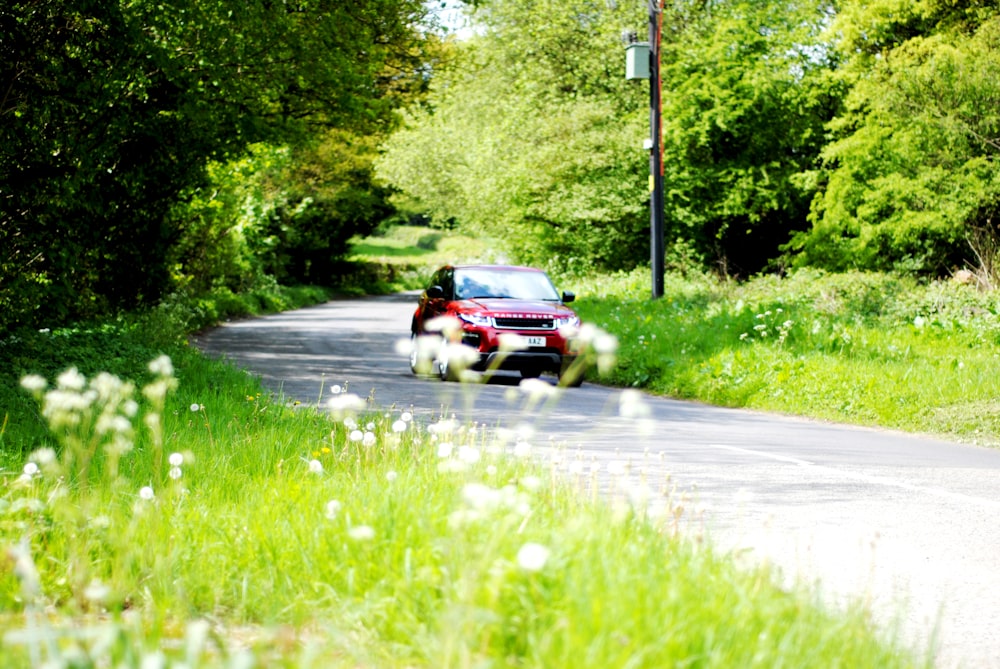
409,265,584,386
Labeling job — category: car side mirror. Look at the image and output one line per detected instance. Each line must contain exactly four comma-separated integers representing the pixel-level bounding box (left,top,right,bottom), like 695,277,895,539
427,285,445,299
562,291,575,303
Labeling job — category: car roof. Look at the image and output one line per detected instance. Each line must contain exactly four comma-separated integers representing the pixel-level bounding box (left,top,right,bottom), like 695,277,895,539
447,264,545,273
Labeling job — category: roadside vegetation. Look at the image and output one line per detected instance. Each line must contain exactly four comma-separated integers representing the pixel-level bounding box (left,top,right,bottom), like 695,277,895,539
8,0,1000,664
569,267,1000,447
0,233,933,666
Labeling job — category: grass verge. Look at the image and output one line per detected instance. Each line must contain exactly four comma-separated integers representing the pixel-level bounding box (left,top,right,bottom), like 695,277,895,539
569,267,1000,446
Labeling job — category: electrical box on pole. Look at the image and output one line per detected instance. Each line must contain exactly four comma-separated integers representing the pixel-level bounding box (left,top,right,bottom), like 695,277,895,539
625,42,649,80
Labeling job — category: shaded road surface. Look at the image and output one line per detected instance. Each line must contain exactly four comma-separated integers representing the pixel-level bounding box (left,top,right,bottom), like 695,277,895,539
193,293,1000,668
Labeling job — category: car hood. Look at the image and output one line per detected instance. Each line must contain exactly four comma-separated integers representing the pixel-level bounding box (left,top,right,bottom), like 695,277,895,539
458,298,574,317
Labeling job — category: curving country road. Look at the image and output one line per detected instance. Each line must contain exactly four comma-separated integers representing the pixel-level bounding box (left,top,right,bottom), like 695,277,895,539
193,293,1000,668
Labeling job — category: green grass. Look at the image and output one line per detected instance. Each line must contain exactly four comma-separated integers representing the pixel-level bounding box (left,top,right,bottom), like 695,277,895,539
0,271,926,667
570,267,1000,446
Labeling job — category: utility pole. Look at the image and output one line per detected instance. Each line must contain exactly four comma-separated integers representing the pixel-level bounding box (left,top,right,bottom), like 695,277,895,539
624,4,665,299
648,1,664,299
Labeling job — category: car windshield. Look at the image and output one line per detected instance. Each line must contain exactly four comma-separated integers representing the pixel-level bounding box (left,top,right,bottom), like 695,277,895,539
454,268,561,301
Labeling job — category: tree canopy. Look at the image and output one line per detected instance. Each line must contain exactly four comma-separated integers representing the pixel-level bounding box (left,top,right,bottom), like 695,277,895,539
789,0,1000,275
378,0,651,273
1,0,430,331
381,0,1000,281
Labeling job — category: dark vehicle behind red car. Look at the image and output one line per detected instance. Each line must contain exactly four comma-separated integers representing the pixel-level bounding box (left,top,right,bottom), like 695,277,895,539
410,265,584,386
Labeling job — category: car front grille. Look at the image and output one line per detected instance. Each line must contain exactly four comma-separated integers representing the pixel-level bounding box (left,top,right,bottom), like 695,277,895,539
494,316,555,330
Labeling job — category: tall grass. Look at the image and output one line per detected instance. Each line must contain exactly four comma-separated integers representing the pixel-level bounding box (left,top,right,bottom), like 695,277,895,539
0,298,925,666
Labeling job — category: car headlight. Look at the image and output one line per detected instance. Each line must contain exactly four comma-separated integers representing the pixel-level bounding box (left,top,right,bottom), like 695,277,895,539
457,312,492,327
555,315,581,329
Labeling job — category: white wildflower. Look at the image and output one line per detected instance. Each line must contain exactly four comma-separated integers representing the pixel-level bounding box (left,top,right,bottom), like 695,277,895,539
348,525,375,541
20,375,47,394
458,445,480,464
325,500,342,519
516,543,551,572
148,355,174,377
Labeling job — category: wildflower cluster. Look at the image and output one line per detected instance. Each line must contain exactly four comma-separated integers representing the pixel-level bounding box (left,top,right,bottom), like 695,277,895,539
739,308,794,345
20,367,137,490
17,356,182,495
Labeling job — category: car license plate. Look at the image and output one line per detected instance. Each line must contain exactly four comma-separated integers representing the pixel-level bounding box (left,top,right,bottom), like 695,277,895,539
526,336,546,347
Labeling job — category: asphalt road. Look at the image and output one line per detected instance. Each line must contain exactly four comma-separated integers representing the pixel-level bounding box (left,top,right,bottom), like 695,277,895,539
192,292,1000,668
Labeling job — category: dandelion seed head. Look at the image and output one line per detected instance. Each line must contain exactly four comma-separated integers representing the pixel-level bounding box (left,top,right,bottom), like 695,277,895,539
363,431,376,447
498,333,530,352
593,332,618,355
348,525,375,541
328,393,365,417
349,429,363,442
139,486,155,501
57,367,86,391
169,467,182,480
516,542,551,572
458,445,480,464
31,447,56,466
513,441,532,458
401,411,412,423
148,355,174,377
619,389,650,418
84,579,110,604
437,441,454,458
425,315,462,337
519,475,542,492
428,419,457,435
169,452,184,467
386,470,398,482
325,500,342,519
392,419,407,433
394,337,413,357
462,482,503,510
20,375,47,394
308,459,323,474
22,462,38,477
519,378,559,399
190,403,201,412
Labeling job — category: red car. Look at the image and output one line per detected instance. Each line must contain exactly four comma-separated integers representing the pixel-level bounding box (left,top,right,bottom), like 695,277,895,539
410,264,584,385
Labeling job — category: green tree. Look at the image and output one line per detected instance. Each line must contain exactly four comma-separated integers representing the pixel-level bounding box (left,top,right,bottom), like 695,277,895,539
657,0,842,276
380,0,841,277
0,0,429,333
788,1,1000,277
